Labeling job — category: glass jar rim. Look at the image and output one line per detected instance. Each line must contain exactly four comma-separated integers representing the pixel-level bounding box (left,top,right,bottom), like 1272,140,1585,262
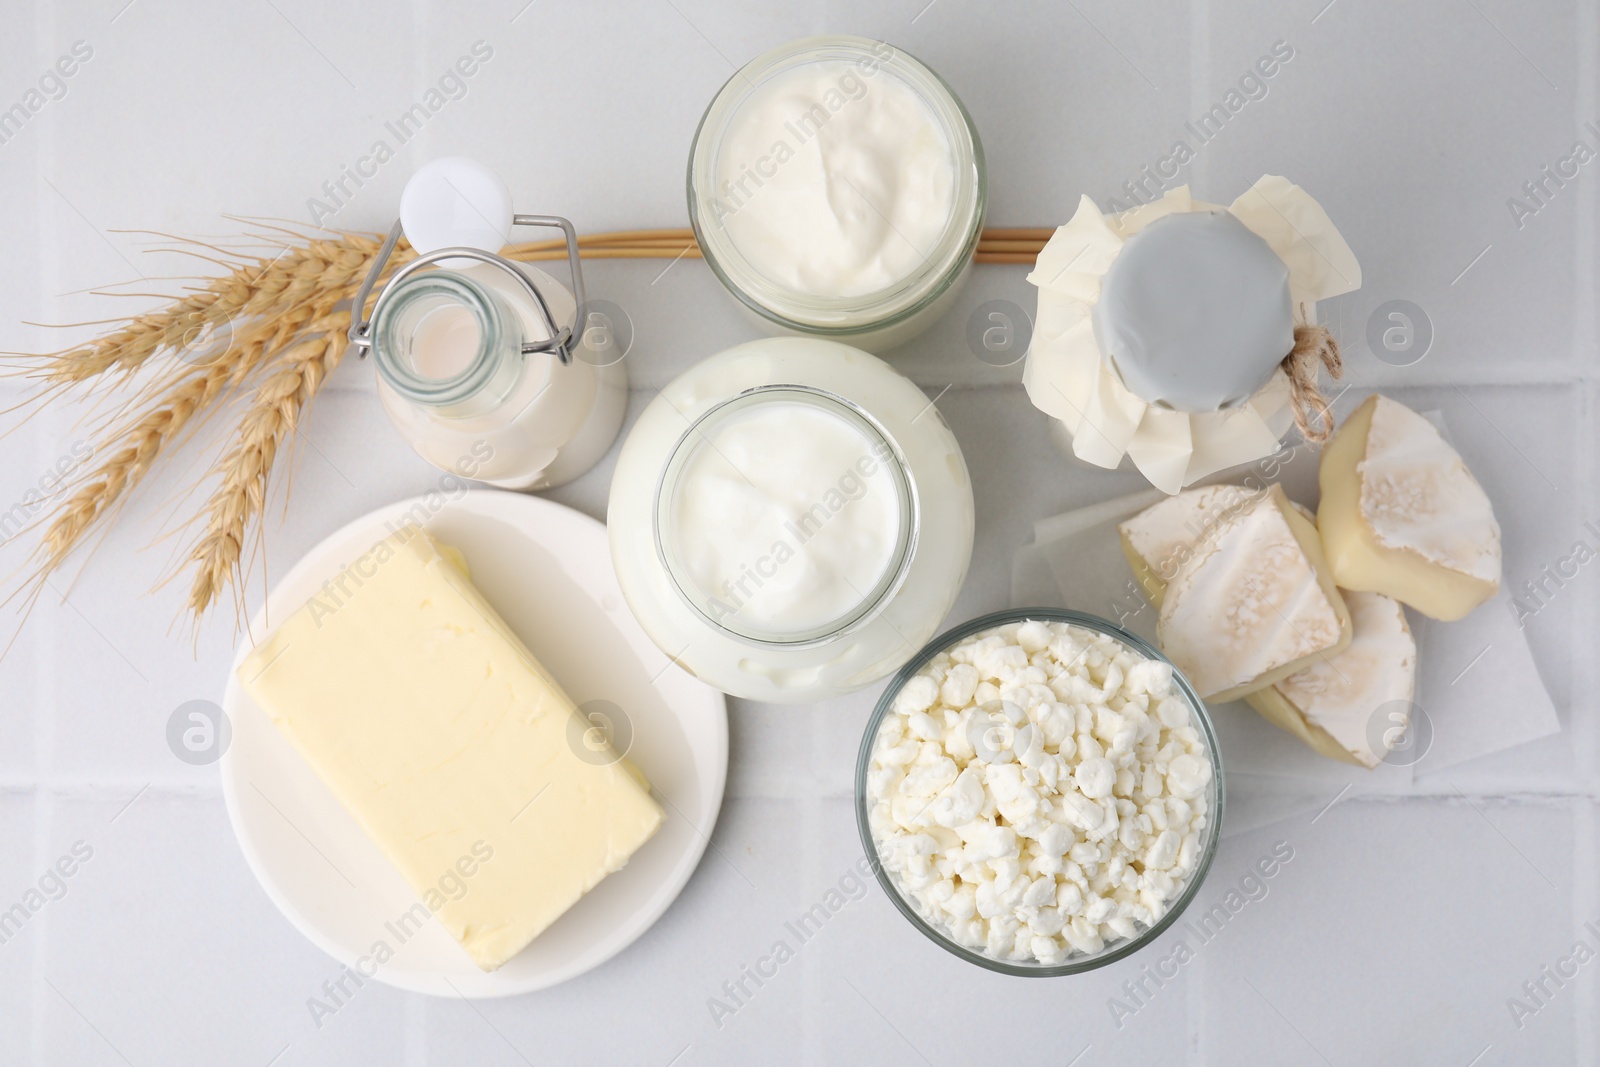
687,35,987,333
853,607,1226,977
371,270,509,409
653,384,919,647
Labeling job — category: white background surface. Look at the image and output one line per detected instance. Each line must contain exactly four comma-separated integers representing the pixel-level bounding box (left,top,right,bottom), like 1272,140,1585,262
0,0,1595,1064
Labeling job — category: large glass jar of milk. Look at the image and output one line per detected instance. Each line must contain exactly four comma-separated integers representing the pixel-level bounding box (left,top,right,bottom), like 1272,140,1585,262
608,337,974,703
370,260,627,490
688,36,986,352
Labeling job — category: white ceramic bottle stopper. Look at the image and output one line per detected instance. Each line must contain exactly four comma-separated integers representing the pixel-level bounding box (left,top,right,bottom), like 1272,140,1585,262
398,157,515,260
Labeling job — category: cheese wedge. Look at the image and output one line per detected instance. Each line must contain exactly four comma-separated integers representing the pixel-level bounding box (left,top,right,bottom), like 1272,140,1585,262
1118,484,1262,607
1317,394,1501,620
238,525,664,971
1157,484,1351,702
1245,591,1417,767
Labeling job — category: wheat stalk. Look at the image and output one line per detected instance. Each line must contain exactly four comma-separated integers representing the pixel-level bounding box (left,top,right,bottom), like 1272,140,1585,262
12,236,374,388
31,366,226,576
183,313,349,620
27,288,350,580
8,231,393,630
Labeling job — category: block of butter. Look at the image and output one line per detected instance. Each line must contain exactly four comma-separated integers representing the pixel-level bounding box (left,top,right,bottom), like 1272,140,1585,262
1118,484,1261,607
1245,590,1417,767
1318,394,1501,621
1157,484,1351,702
237,525,664,971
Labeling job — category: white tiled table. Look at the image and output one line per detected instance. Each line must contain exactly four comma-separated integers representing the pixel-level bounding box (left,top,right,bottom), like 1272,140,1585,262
1,1,1596,1063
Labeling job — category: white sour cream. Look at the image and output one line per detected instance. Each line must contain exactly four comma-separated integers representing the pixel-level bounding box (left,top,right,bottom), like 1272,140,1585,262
668,397,904,636
710,59,957,298
609,337,976,703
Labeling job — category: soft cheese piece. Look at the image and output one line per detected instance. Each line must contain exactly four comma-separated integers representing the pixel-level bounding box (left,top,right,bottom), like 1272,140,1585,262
237,525,664,971
1158,485,1351,702
1118,484,1262,606
1318,394,1501,620
1245,591,1417,767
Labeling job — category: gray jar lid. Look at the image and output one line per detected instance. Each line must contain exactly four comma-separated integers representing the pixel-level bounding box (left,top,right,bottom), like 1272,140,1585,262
1092,210,1294,414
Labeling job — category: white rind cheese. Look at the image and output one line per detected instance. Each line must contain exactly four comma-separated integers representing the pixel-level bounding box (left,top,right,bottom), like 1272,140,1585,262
1361,396,1500,580
237,525,664,972
1245,591,1416,767
1157,485,1351,702
1318,395,1501,620
1117,484,1262,607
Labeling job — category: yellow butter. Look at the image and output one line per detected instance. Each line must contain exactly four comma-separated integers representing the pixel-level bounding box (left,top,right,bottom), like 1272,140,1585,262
1157,484,1351,702
1317,394,1501,621
237,525,663,971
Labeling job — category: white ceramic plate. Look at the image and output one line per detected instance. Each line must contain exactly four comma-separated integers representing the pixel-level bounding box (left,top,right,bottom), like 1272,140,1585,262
220,491,728,998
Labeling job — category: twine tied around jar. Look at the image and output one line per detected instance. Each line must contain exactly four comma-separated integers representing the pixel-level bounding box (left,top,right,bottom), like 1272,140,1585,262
1282,310,1343,444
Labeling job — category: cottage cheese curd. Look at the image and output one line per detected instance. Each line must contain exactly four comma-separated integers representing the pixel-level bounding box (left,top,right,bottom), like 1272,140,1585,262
866,619,1216,965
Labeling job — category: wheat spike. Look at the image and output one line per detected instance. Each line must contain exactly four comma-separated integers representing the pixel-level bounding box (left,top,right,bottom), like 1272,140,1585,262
9,228,402,629
184,312,350,619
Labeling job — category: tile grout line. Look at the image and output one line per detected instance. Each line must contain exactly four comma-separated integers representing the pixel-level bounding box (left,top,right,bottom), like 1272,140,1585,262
1577,0,1599,380
33,1,57,1060
801,709,821,1067
146,374,1600,417
7,781,1600,801
28,792,50,1067
2,780,223,795
8,770,1600,797
274,370,1600,403
406,3,429,1064
1189,0,1208,194
29,419,58,1067
404,0,430,180
1572,1,1598,781
1576,800,1598,1065
405,992,428,1067
1574,0,1598,1059
1188,0,1209,1059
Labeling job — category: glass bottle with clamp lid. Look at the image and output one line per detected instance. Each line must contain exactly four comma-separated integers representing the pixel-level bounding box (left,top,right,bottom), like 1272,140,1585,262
348,157,627,490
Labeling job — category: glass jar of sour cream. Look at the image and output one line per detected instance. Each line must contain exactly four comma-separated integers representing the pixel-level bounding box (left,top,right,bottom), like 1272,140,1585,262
609,338,975,703
688,36,986,351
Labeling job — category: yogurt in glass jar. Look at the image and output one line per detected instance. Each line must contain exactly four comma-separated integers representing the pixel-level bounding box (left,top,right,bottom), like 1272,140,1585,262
609,337,974,702
688,36,986,352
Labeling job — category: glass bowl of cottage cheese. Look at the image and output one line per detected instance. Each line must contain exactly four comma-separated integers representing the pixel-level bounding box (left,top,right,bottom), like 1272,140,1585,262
855,609,1224,975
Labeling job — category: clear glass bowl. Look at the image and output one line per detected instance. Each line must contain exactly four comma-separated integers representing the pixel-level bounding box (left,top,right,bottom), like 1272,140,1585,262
853,607,1225,976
